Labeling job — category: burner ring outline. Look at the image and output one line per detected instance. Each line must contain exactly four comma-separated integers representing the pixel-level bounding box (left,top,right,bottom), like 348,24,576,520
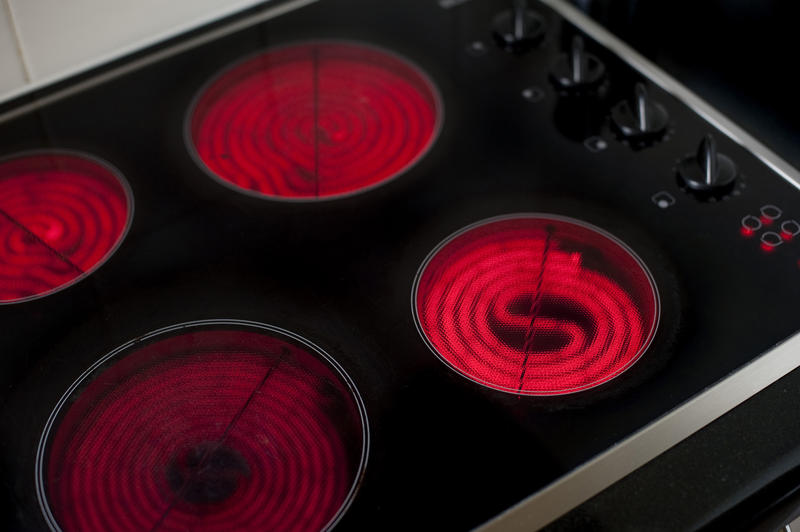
0,149,134,305
411,213,661,396
35,318,370,532
184,39,445,202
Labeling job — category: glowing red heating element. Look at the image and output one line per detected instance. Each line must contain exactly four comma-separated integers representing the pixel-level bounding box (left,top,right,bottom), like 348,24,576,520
41,325,367,532
189,41,441,199
0,152,130,303
414,215,660,395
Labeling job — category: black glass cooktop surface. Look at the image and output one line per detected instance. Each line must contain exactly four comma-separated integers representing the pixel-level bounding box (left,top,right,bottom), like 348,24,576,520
1,1,799,530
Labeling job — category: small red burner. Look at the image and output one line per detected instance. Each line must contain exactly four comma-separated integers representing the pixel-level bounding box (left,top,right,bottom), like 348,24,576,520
413,215,660,396
38,322,368,532
0,151,131,304
188,41,442,200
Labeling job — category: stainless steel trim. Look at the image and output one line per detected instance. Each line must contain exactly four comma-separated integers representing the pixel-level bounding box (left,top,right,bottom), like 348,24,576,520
0,0,320,125
477,0,800,529
478,330,800,531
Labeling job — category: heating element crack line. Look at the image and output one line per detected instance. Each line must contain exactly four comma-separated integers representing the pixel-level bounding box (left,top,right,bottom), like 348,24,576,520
518,225,554,392
149,349,287,532
0,207,84,274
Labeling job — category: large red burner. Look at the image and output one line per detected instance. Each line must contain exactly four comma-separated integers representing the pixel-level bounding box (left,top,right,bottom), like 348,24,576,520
188,41,441,200
414,215,659,396
39,323,367,532
0,152,131,303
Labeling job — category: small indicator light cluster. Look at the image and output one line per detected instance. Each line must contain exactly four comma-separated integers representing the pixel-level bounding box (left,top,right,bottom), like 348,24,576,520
740,205,800,253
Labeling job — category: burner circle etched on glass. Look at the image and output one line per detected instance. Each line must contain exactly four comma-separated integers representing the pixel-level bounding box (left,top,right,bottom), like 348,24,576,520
186,41,443,201
0,151,133,304
412,214,660,396
36,320,369,532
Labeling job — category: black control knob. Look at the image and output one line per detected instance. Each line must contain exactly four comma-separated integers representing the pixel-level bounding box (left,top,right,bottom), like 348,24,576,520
677,134,738,199
611,83,669,143
550,36,605,92
492,0,546,54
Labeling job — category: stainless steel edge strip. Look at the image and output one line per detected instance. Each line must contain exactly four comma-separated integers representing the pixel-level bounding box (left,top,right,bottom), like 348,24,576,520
478,0,800,529
0,0,319,126
540,0,800,191
478,331,800,531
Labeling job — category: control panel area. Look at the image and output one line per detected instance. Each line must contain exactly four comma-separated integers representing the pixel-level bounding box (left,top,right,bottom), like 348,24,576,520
446,0,800,279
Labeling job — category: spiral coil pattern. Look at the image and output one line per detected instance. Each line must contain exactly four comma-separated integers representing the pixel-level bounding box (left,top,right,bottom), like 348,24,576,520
414,215,659,395
42,327,366,532
0,152,130,303
188,41,441,199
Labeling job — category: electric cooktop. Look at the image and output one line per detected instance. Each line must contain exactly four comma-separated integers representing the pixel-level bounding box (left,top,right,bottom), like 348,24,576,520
2,0,800,530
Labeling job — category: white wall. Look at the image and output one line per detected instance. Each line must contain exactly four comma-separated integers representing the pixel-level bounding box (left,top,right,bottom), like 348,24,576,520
1,0,267,103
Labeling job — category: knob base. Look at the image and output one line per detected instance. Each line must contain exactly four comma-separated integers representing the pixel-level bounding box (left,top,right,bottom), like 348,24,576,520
610,100,669,143
492,10,546,53
550,37,606,93
677,152,737,200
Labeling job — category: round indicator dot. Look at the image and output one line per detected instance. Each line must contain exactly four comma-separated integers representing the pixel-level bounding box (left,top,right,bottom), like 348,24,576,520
467,41,488,56
650,192,675,209
521,87,544,102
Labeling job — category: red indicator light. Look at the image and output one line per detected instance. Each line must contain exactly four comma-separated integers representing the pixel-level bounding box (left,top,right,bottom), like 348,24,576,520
741,215,762,236
414,215,659,396
760,232,783,252
0,152,131,303
781,231,794,241
189,42,442,200
781,220,800,239
760,215,774,226
41,326,366,532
